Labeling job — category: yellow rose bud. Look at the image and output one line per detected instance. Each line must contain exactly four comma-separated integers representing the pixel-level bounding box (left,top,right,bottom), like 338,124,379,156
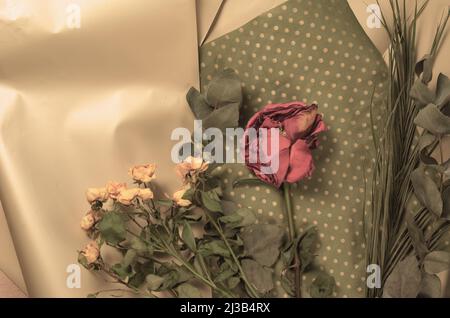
80,212,95,231
173,187,192,207
129,164,156,183
86,187,108,204
117,188,140,206
138,188,154,201
82,241,100,264
106,181,127,200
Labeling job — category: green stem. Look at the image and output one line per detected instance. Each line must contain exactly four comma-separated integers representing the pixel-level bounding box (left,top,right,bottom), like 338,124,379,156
282,183,301,298
204,211,260,298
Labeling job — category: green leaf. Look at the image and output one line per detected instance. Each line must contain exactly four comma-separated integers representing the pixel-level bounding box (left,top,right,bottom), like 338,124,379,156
176,283,202,298
206,68,242,108
297,227,318,271
241,224,284,267
411,167,443,217
233,178,268,188
146,274,165,291
418,273,441,298
241,259,274,294
406,215,429,262
97,212,126,245
186,87,213,119
436,73,450,108
122,249,137,268
410,80,435,107
198,240,230,258
182,221,196,251
112,263,133,280
383,255,422,298
129,261,154,288
423,251,450,274
309,272,335,298
219,208,257,228
201,191,222,212
202,102,240,131
414,104,450,136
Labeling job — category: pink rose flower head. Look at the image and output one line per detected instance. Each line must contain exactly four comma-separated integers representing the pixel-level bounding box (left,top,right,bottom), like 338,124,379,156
244,102,326,188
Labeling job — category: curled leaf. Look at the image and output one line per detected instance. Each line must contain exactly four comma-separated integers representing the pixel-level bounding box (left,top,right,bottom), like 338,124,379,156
383,255,422,298
241,259,273,294
411,167,443,217
414,104,450,136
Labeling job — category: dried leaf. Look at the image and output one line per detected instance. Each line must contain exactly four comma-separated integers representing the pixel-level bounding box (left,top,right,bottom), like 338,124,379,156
411,167,443,217
418,273,441,298
406,215,429,261
206,68,242,108
176,283,202,298
414,104,450,136
436,73,450,108
202,102,240,131
383,255,422,298
241,224,284,267
97,212,126,245
423,251,450,274
309,272,335,298
241,259,274,294
410,81,435,107
146,274,165,291
182,221,196,251
198,240,230,258
186,87,213,120
201,191,222,212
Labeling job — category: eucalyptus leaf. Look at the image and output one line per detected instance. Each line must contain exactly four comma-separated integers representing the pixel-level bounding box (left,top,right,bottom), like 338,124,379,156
411,80,435,107
418,273,442,298
414,104,450,136
241,224,284,267
182,221,196,251
309,272,335,298
206,68,242,108
411,167,443,217
241,259,274,294
410,80,435,107
201,191,222,212
202,102,240,131
423,251,450,274
383,255,422,298
97,212,127,245
186,87,213,119
436,73,450,108
406,215,429,261
176,283,202,298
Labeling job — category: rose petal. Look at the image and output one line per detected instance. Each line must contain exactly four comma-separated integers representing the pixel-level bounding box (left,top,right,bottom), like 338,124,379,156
286,139,315,183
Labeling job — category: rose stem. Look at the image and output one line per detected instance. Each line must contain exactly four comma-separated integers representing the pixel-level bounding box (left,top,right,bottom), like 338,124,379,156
283,183,301,298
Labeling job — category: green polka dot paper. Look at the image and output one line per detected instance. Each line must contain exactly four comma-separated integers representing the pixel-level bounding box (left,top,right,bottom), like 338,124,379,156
200,0,388,297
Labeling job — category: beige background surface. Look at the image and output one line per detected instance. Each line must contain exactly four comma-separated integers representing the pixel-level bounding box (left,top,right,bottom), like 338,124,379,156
1,0,449,297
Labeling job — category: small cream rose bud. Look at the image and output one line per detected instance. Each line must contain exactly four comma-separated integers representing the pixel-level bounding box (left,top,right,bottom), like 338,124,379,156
86,187,108,204
82,241,100,264
175,156,209,184
80,212,95,230
173,187,192,207
138,188,154,201
117,188,140,206
129,164,157,183
106,181,127,200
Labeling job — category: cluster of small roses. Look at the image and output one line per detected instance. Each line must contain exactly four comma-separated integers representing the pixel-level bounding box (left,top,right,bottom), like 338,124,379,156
79,157,208,265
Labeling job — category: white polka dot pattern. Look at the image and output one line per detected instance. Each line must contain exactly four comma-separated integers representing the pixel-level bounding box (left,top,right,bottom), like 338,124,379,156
200,0,388,297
